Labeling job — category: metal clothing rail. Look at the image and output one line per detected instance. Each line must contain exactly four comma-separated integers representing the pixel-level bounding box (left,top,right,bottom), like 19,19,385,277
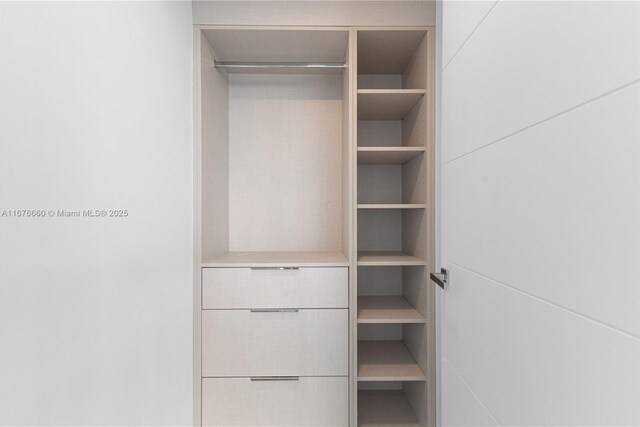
214,61,347,70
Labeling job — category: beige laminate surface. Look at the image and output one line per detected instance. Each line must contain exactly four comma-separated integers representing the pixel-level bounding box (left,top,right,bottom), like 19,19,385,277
357,251,426,266
358,146,425,164
357,341,426,381
357,296,425,324
202,251,349,267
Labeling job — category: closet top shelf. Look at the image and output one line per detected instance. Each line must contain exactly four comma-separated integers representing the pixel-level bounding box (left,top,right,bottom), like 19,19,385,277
203,28,349,66
202,251,349,267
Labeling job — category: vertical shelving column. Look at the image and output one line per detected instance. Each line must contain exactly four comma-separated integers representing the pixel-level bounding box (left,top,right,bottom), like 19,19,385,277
354,29,434,427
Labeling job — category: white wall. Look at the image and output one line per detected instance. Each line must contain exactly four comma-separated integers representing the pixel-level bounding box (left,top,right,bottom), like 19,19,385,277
0,2,193,425
440,1,640,425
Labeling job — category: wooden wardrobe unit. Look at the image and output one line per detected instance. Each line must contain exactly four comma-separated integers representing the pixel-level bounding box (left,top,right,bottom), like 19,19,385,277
195,25,435,427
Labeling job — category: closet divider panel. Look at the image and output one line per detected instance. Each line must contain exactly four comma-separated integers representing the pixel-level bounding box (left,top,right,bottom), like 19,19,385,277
345,28,358,427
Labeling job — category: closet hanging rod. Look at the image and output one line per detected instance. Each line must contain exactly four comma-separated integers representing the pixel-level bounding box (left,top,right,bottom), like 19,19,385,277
214,61,346,69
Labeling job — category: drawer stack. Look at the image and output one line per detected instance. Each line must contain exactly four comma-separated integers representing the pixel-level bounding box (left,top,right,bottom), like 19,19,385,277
201,267,350,427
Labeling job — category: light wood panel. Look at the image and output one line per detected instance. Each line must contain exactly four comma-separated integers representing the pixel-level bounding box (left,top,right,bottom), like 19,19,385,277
357,341,426,381
202,266,348,309
343,34,355,261
358,74,403,89
358,390,419,427
357,266,402,296
200,34,229,261
202,251,349,267
193,2,436,26
202,309,348,376
358,165,402,204
358,324,402,341
202,29,348,63
358,296,425,323
403,27,435,427
358,251,425,266
358,209,402,252
347,29,358,427
202,377,349,427
402,28,428,90
358,204,425,209
358,121,402,147
357,89,425,120
358,147,425,164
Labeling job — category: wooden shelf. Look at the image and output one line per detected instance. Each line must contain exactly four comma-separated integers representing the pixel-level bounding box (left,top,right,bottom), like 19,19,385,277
358,204,425,210
358,89,424,120
358,390,419,427
202,251,349,267
357,146,425,164
202,29,348,64
357,251,425,266
358,341,426,381
358,296,425,324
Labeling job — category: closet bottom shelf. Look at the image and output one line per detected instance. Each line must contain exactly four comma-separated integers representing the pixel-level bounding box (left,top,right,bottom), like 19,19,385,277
358,390,418,427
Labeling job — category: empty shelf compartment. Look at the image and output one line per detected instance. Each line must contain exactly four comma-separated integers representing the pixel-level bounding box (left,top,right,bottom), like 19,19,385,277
358,340,426,381
358,390,419,427
358,296,425,324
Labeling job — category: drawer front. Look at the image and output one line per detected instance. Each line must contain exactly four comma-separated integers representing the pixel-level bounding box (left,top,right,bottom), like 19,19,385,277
202,309,348,377
202,267,348,309
202,376,349,427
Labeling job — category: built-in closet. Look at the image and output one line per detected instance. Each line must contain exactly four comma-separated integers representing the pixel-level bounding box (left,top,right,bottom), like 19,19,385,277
195,25,434,427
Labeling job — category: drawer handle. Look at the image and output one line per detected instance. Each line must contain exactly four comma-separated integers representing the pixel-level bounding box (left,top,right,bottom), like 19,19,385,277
250,267,299,270
250,376,299,381
250,308,299,313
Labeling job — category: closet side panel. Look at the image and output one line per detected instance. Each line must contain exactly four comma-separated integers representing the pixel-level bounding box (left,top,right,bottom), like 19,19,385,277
402,27,436,427
200,34,230,260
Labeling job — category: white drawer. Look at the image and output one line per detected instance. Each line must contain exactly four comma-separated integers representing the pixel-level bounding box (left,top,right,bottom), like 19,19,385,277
202,376,349,427
202,267,348,309
202,309,348,377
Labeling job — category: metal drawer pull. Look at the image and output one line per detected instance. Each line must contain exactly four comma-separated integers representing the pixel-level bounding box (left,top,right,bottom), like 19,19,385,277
250,308,299,313
250,267,299,270
250,376,299,381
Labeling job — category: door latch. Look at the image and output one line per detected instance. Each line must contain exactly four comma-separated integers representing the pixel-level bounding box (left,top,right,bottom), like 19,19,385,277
430,268,449,290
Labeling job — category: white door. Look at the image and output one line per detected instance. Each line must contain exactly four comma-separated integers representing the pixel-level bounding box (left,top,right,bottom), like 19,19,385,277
438,1,640,426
